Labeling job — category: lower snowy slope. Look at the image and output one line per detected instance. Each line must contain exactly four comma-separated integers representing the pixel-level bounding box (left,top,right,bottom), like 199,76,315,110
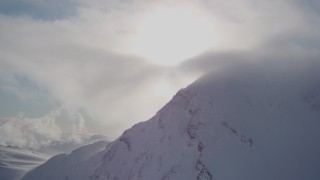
0,145,48,180
23,62,320,180
0,134,107,180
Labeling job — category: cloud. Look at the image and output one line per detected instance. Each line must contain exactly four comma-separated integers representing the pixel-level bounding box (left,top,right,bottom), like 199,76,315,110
1,0,320,139
0,108,90,151
0,0,202,137
179,0,320,74
0,47,192,136
0,110,62,149
0,12,193,137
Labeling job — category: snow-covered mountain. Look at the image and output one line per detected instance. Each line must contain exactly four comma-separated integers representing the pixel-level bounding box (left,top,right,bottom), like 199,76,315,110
36,134,108,156
23,63,320,180
0,145,48,180
0,135,108,180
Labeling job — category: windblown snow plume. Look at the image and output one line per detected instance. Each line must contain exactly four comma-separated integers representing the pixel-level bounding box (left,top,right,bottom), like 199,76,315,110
23,60,320,180
0,109,88,153
0,109,108,180
0,112,62,149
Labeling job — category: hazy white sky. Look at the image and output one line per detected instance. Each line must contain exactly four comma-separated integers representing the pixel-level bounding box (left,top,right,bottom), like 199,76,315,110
0,0,320,144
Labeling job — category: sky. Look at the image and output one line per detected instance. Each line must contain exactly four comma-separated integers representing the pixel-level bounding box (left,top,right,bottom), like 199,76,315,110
0,0,320,148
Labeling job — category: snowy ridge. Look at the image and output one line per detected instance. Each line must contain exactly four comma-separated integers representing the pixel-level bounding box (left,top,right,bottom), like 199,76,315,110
0,134,108,180
23,64,320,180
0,145,48,180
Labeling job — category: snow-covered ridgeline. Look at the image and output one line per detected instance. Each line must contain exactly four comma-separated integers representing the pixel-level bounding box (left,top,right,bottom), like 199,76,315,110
23,63,320,180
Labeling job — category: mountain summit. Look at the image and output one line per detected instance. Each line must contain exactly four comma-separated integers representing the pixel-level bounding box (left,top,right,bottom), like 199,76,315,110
23,63,320,180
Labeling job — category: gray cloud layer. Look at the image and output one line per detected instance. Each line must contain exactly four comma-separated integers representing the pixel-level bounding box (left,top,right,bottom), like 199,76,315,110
0,0,320,138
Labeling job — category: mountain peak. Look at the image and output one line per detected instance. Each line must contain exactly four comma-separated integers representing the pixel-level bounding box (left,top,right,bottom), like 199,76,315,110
23,62,320,180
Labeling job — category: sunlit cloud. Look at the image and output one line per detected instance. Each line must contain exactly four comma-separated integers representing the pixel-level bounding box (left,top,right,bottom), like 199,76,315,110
130,5,215,66
0,0,320,140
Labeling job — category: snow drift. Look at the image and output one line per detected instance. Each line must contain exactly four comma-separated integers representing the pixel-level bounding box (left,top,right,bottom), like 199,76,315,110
23,61,320,180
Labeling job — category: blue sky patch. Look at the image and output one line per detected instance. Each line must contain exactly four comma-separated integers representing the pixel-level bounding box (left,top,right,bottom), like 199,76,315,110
0,0,78,20
0,75,59,118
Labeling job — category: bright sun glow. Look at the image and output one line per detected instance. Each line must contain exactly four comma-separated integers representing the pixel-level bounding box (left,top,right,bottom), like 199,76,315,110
131,7,215,66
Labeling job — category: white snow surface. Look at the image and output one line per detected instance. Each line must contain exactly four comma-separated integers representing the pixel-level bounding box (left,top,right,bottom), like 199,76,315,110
23,64,320,180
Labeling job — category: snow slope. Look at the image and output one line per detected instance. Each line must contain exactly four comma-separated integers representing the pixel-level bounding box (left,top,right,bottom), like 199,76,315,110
0,135,107,180
23,63,320,180
0,145,48,180
36,134,108,156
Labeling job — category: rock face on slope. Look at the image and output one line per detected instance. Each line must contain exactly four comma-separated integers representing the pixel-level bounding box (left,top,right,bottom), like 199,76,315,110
23,64,320,180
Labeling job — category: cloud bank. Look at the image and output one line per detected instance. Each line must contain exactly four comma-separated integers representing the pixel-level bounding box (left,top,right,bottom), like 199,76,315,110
0,0,320,139
0,110,62,150
0,108,108,156
0,109,88,150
